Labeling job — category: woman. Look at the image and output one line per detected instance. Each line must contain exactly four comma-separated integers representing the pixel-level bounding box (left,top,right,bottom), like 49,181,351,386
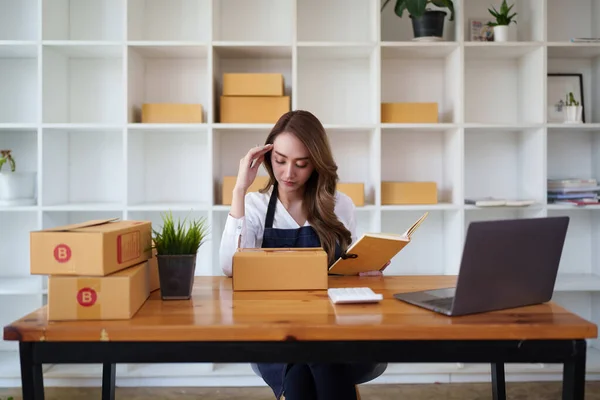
219,110,387,400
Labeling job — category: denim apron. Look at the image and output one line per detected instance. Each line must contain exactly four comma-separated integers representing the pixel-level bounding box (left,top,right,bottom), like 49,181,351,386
255,186,387,399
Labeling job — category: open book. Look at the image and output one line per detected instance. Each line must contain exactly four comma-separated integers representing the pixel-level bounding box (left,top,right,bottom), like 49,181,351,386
328,212,429,275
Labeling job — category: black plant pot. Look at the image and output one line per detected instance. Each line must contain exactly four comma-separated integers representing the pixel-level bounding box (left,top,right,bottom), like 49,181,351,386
156,254,197,300
410,10,447,39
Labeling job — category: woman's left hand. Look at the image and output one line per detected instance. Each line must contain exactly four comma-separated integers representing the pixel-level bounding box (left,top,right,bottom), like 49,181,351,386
358,260,391,277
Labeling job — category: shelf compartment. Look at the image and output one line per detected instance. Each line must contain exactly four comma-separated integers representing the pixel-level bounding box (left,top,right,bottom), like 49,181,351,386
0,128,38,206
127,128,210,207
464,44,544,124
127,210,212,275
547,52,600,124
212,129,269,206
213,0,293,43
0,45,38,124
42,44,124,124
0,0,38,40
0,212,38,281
43,0,123,41
381,1,458,42
41,128,124,207
296,45,376,125
463,0,544,42
381,209,462,275
213,45,292,123
128,44,209,124
297,0,375,42
547,0,600,43
464,127,545,205
381,44,461,124
128,0,210,42
547,128,600,191
381,128,462,206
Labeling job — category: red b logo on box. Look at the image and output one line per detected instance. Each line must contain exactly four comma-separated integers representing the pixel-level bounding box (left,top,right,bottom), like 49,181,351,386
54,244,72,263
77,288,97,307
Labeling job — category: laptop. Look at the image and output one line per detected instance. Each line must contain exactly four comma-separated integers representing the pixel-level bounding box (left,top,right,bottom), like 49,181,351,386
393,216,570,316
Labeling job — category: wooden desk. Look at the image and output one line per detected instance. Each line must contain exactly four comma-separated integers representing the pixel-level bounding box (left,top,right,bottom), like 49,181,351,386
4,276,598,400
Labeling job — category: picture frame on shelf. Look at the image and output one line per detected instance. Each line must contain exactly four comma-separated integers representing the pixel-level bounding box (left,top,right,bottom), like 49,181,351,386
469,18,495,41
547,73,585,123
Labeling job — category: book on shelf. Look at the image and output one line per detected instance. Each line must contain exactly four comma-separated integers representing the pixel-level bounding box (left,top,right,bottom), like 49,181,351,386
570,38,600,43
328,212,428,276
547,178,599,205
464,197,535,207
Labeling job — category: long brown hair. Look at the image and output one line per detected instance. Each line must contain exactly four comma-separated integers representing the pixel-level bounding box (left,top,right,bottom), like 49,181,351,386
260,110,352,265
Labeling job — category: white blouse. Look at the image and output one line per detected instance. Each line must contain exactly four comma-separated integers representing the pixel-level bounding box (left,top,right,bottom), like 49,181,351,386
219,186,358,277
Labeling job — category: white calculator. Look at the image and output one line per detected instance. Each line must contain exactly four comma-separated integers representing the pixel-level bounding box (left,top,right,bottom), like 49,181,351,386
327,287,383,304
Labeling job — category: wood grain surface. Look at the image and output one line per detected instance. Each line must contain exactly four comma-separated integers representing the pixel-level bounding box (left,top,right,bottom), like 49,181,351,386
4,276,597,342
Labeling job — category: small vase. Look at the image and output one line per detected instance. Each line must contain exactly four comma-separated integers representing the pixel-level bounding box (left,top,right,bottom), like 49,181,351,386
564,106,583,124
493,25,508,42
0,171,37,206
156,254,197,300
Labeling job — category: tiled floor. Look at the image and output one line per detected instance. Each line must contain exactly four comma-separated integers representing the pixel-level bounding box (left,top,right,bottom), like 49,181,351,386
1,382,600,400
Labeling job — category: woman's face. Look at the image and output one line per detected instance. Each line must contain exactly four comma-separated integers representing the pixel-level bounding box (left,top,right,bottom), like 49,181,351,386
271,132,315,193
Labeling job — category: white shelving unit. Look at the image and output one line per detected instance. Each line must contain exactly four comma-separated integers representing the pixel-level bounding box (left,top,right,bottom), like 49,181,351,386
1,0,600,388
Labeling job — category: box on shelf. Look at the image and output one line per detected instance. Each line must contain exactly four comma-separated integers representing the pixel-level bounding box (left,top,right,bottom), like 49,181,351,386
232,248,328,291
222,175,270,205
381,103,438,123
141,103,203,123
47,260,152,321
223,73,284,96
337,183,365,206
220,96,290,123
30,219,152,276
381,182,438,205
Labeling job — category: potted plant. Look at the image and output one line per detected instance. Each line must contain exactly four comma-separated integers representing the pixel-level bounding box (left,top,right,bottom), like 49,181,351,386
0,150,36,206
151,211,210,300
381,0,455,40
486,0,517,42
564,92,583,124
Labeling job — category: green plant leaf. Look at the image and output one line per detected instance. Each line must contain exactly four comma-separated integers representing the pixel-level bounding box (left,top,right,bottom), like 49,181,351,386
393,0,407,17
431,0,455,21
151,211,210,256
405,0,427,18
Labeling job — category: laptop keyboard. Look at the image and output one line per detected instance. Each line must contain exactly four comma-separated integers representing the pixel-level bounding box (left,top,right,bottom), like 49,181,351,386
423,297,454,310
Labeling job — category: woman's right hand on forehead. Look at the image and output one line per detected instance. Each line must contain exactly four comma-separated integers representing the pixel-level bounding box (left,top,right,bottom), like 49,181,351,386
234,144,273,193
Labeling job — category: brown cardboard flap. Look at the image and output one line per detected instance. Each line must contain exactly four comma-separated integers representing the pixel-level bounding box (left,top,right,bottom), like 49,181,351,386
43,218,120,232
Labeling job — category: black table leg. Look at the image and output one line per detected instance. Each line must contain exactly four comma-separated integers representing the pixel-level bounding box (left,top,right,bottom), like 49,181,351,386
562,340,586,400
102,363,116,400
491,363,506,400
19,342,44,400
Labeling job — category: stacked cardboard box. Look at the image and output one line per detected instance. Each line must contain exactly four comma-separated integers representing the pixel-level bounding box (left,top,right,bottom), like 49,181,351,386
141,103,204,123
220,73,290,123
30,218,160,321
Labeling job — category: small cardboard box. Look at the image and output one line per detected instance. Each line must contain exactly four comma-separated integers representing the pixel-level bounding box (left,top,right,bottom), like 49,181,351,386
232,248,328,291
30,218,152,276
337,183,365,206
47,260,151,321
381,102,438,123
220,96,290,123
381,182,438,205
148,248,160,292
222,175,270,205
223,73,284,96
141,103,203,123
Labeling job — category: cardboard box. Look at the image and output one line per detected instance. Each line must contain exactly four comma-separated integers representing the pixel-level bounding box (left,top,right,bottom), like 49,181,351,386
337,183,365,206
30,218,152,276
223,73,284,96
232,248,328,291
220,96,290,123
222,175,270,205
381,182,438,205
47,261,151,321
381,102,438,123
141,103,203,123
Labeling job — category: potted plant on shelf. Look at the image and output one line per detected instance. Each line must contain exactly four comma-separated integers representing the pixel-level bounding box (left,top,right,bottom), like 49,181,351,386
151,211,210,300
381,0,455,41
0,150,36,207
564,92,583,124
486,0,517,42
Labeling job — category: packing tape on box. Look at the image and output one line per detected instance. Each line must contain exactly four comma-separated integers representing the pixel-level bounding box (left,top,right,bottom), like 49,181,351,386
74,277,104,320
